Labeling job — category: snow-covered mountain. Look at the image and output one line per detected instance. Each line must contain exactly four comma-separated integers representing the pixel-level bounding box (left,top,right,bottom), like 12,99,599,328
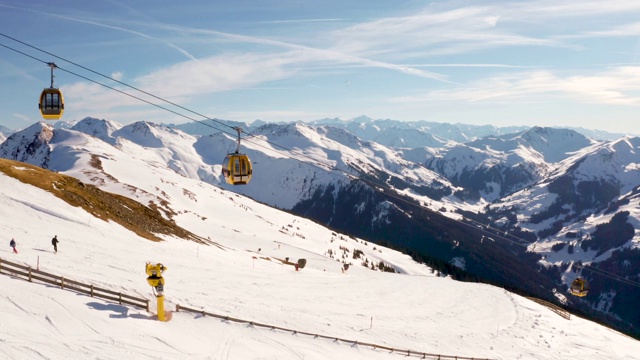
486,136,640,328
1,118,640,339
1,156,639,359
421,126,601,201
307,116,625,142
308,116,530,144
0,121,53,168
0,123,13,143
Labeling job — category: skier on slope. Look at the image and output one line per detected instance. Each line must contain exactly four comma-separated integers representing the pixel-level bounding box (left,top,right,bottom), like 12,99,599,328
9,238,17,254
52,235,59,253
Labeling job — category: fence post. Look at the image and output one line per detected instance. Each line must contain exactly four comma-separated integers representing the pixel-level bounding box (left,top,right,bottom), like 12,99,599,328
28,267,32,282
146,299,150,313
61,277,65,289
118,293,122,305
176,304,180,312
90,284,94,297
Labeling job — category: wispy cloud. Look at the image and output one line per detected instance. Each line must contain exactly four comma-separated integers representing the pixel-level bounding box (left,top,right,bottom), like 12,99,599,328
11,113,32,124
327,4,576,61
7,0,640,127
118,21,450,83
0,2,198,61
62,79,181,122
111,71,124,81
408,63,538,68
226,109,329,123
135,52,301,98
0,56,37,81
509,0,640,18
63,81,148,114
326,0,640,61
391,66,640,106
58,16,198,61
563,22,640,38
259,18,346,24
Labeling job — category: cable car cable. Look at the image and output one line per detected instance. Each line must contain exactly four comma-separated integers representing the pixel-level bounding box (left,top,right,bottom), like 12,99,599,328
0,31,237,134
0,38,248,146
2,33,638,290
0,32,354,175
0,36,354,186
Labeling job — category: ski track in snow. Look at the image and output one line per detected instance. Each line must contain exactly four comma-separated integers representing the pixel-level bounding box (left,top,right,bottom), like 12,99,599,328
9,197,82,224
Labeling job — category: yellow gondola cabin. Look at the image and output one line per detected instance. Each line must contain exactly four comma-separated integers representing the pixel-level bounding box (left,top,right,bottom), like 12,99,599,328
221,127,252,185
38,62,64,120
222,153,252,185
569,277,589,297
39,88,64,120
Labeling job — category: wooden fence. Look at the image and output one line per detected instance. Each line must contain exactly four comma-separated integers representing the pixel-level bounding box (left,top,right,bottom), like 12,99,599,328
0,257,149,312
0,256,497,359
175,304,494,360
525,297,571,320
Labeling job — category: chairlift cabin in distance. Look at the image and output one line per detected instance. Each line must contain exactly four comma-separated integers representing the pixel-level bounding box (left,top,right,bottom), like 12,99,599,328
569,277,589,297
221,127,252,185
38,62,64,120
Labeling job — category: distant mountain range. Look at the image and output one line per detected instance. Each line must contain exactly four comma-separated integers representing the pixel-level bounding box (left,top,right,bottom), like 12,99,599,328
0,116,638,337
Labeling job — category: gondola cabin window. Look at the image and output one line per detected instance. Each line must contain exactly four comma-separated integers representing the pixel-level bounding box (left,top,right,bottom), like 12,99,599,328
45,93,60,110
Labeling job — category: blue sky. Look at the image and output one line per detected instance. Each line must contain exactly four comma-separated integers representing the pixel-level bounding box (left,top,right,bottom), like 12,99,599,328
1,0,640,134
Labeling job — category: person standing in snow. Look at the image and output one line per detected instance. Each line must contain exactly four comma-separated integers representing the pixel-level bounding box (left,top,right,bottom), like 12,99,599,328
52,235,59,253
9,238,17,254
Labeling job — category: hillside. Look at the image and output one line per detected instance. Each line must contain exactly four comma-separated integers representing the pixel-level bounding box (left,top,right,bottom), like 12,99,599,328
0,158,639,359
0,159,206,243
1,119,640,339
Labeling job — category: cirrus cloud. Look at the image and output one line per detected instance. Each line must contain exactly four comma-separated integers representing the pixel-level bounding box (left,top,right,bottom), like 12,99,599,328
391,66,640,106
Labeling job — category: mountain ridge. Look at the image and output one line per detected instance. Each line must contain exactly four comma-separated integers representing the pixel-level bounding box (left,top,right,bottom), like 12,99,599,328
1,117,639,338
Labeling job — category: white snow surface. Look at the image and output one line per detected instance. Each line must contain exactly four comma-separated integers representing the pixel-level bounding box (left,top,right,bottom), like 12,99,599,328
0,151,639,359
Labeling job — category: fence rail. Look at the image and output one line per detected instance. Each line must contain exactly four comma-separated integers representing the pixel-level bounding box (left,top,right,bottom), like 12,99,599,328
176,304,494,360
525,297,571,320
0,257,496,359
0,257,149,312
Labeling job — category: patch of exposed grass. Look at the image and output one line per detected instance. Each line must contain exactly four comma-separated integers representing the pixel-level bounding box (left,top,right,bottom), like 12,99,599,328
0,158,210,244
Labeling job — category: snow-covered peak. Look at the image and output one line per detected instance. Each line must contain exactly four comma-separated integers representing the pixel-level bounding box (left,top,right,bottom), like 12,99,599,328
252,121,307,139
468,126,598,163
316,125,368,150
427,144,494,178
550,136,640,193
113,121,186,148
170,118,254,136
351,115,374,123
0,121,54,168
71,117,122,145
0,123,14,137
309,117,345,126
377,127,450,148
